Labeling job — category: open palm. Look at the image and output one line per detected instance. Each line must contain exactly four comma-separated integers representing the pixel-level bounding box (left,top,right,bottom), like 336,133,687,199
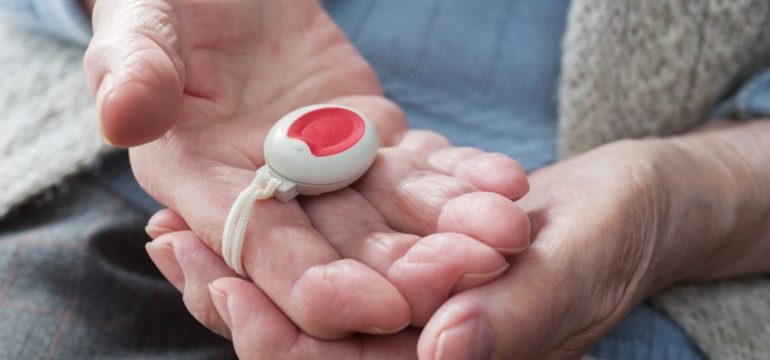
86,0,530,341
154,141,676,360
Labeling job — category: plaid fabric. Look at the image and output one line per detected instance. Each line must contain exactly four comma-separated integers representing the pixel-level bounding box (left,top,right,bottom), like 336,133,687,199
0,159,234,359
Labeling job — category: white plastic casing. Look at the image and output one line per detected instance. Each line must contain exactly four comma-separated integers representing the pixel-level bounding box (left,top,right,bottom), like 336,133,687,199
263,104,379,201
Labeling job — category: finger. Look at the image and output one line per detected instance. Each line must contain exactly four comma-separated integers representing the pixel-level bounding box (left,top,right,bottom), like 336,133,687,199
418,252,594,360
85,0,185,147
356,145,528,250
209,277,419,360
299,189,418,272
355,146,471,235
386,233,509,326
131,153,410,340
427,147,484,173
396,130,452,154
429,148,529,199
437,193,530,253
302,189,510,326
210,277,337,359
146,208,189,239
146,230,236,338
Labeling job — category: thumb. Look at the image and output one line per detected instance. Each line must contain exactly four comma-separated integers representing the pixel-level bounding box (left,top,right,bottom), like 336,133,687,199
417,253,598,360
84,0,185,147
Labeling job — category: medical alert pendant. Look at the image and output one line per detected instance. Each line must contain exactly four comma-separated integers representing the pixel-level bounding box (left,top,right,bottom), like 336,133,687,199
222,104,380,275
261,104,380,202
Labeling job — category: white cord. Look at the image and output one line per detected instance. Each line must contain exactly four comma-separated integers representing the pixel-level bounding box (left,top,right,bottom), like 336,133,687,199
222,170,282,276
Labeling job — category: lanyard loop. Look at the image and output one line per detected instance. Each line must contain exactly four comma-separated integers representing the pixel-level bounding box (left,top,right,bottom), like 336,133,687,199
221,169,282,276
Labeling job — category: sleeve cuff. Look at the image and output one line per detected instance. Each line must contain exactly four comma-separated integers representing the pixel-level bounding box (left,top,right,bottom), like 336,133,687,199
31,0,92,46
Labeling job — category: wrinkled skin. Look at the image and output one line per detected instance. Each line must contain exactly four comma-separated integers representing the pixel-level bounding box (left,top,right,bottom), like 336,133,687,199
85,0,531,341
85,0,770,358
148,139,678,359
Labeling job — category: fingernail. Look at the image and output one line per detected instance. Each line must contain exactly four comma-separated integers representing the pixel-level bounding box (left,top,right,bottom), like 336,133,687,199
95,73,115,145
145,240,185,292
493,245,529,256
361,320,411,335
145,225,172,240
96,73,114,105
209,282,232,330
435,317,493,360
456,263,510,292
462,263,510,281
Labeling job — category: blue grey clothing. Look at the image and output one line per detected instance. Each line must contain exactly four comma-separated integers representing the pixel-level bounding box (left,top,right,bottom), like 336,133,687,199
0,158,235,359
327,0,564,172
592,305,705,359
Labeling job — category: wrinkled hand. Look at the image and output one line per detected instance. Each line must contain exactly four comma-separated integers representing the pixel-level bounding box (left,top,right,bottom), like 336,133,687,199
85,0,531,340
416,139,679,359
153,139,682,359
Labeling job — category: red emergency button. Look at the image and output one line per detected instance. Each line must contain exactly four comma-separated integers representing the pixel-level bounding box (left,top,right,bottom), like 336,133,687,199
263,104,380,196
287,107,365,157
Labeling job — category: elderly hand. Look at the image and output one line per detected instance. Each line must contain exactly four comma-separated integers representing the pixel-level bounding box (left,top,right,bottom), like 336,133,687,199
416,122,770,359
157,138,708,359
143,124,532,339
143,139,673,359
417,139,676,359
85,0,531,340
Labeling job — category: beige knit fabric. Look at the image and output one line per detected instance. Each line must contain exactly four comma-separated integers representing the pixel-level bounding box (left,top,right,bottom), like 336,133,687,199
1,2,770,359
560,1,770,359
0,18,108,217
559,0,770,157
654,278,770,360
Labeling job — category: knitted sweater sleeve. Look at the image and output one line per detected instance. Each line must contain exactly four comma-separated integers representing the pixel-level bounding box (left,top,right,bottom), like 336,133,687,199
0,0,91,46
